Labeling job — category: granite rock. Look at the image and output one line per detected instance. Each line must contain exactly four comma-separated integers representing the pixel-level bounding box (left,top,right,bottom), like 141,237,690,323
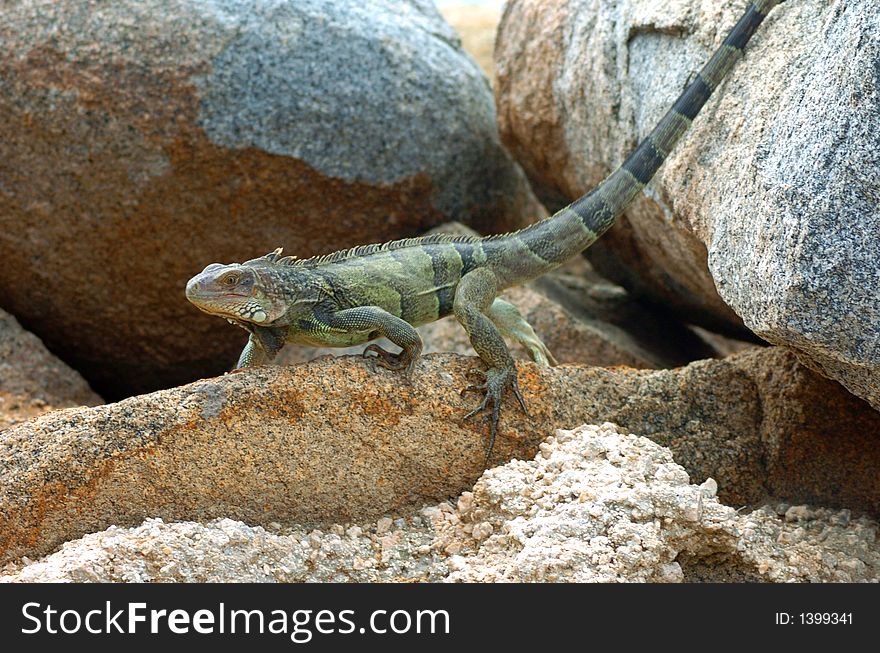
2,347,878,565
4,424,877,583
0,308,101,430
496,0,880,407
1,516,443,583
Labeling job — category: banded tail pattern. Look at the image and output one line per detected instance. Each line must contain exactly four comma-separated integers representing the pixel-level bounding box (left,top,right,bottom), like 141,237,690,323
486,0,781,288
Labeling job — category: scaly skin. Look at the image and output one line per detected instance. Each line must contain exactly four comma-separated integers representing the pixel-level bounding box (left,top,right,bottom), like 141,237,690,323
186,0,783,463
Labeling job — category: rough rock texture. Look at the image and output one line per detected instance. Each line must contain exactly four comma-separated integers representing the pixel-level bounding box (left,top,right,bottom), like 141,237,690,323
1,517,444,583
436,424,880,582
0,0,540,398
278,223,720,370
496,0,880,409
690,325,757,358
4,425,877,583
2,347,879,565
0,308,102,430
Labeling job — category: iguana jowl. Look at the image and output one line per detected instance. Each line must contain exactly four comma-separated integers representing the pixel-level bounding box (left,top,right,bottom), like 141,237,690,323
186,0,782,459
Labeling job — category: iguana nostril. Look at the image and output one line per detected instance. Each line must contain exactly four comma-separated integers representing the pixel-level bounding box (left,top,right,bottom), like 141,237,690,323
185,277,202,299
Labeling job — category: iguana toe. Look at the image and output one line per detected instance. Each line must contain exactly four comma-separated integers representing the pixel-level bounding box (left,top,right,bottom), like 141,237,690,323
461,365,528,464
363,344,417,377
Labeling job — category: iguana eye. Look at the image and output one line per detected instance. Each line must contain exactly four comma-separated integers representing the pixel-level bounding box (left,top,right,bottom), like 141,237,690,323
222,274,239,286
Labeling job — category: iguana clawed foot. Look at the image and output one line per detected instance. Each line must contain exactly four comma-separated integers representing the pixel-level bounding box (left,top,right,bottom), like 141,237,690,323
460,365,529,463
362,343,417,377
459,367,488,396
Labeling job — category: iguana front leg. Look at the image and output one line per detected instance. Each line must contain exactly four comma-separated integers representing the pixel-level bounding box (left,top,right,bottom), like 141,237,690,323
236,334,266,369
454,268,528,461
327,306,423,376
235,326,287,369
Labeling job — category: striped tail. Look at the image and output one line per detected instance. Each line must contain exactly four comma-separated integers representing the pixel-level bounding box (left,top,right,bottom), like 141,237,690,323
487,0,782,287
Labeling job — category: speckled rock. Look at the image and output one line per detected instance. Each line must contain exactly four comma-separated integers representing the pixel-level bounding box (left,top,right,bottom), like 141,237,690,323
4,424,877,583
1,517,444,583
2,347,879,564
496,0,880,408
0,308,102,430
0,0,540,399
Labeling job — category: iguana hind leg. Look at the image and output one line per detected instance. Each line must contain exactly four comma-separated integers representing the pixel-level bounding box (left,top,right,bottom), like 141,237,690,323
488,298,558,366
453,268,528,462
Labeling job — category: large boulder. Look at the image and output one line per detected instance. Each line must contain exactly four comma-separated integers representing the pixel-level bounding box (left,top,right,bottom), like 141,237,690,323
496,0,880,407
2,347,879,564
0,309,101,430
0,0,540,398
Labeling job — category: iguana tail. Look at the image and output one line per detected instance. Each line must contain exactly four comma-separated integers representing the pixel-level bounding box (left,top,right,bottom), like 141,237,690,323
486,0,782,287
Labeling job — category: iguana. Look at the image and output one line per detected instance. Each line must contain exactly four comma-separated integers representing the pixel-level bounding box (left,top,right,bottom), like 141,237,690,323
186,0,782,459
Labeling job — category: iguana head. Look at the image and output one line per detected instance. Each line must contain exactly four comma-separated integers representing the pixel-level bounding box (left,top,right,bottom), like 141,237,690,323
186,259,289,326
